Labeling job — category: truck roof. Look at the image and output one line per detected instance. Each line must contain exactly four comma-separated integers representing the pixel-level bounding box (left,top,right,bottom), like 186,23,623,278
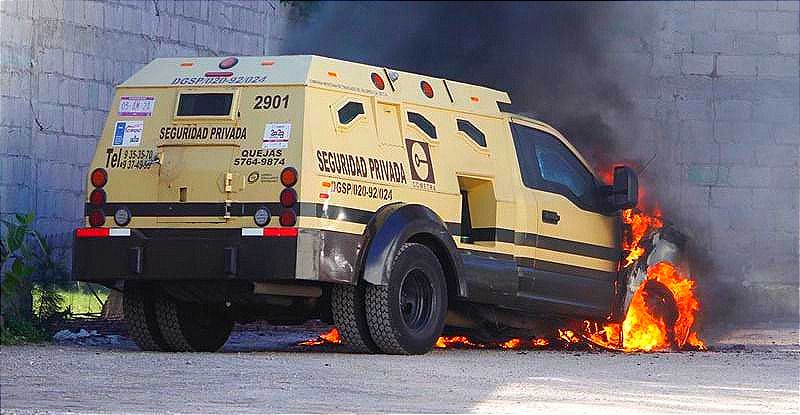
120,54,511,118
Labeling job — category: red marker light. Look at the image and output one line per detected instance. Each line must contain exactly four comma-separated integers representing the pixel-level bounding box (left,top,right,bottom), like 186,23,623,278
90,168,107,188
420,80,434,98
279,210,296,227
371,72,385,90
280,188,297,207
89,188,106,207
280,167,298,187
218,56,238,70
88,210,106,227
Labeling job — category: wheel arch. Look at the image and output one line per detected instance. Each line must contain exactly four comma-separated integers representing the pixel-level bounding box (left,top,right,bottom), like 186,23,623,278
358,202,467,299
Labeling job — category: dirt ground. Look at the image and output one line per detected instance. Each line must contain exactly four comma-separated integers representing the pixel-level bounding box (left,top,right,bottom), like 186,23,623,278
1,323,798,414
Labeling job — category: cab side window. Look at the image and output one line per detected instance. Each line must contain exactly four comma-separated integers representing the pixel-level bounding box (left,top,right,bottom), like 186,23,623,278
511,123,598,210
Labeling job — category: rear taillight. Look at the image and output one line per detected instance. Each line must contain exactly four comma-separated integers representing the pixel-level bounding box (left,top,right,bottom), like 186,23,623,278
280,188,297,208
89,209,105,227
89,189,106,207
279,210,296,227
90,168,108,187
279,167,298,227
88,167,114,227
280,167,298,187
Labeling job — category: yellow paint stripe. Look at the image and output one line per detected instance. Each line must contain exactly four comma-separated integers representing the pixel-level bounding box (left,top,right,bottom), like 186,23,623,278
535,247,617,272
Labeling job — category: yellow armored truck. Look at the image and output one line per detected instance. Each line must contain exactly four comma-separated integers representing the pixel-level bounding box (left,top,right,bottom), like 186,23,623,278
74,55,638,354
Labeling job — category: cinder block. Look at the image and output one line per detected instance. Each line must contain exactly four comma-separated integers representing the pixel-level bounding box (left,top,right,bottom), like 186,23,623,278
777,34,800,53
754,99,799,123
733,33,779,54
716,99,753,120
733,1,780,11
710,186,753,208
755,144,800,167
754,187,799,209
778,0,800,11
766,207,800,232
769,166,799,188
720,143,757,164
773,122,800,144
757,11,800,33
692,32,733,53
717,55,758,76
727,165,772,187
758,55,800,77
687,164,729,186
716,10,758,32
677,98,712,120
681,53,715,75
673,9,716,33
715,121,770,143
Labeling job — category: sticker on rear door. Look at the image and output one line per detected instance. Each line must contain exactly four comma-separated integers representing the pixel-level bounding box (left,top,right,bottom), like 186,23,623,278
112,121,143,147
118,96,155,117
262,123,291,149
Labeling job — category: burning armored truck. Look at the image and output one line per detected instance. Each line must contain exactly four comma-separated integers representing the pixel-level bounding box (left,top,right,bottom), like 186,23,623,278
74,55,649,354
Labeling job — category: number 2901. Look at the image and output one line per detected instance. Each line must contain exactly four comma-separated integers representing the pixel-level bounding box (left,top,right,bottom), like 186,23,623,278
253,94,289,110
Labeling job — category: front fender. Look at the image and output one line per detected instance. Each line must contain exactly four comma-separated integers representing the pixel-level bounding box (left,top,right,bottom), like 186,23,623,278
358,203,465,296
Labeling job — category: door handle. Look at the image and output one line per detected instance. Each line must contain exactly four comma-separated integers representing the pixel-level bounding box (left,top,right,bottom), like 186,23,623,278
542,210,560,224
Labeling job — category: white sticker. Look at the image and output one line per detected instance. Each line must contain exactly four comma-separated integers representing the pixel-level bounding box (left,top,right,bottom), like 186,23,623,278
118,96,155,117
262,123,291,149
112,121,143,147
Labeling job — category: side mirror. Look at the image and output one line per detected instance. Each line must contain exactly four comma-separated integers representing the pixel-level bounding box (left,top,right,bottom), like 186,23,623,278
611,165,638,210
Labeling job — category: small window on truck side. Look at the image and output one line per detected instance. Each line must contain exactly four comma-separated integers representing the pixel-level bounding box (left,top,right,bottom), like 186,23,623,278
407,111,437,139
338,101,365,124
457,119,486,147
511,122,599,211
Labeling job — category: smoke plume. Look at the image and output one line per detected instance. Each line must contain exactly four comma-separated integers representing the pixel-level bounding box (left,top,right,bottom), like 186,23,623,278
283,1,634,171
282,2,788,329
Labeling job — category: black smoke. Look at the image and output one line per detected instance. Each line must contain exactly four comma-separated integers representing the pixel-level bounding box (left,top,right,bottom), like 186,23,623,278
282,1,636,171
282,2,775,330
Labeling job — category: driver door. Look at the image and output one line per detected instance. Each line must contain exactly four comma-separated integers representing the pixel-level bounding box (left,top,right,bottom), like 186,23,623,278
510,122,620,319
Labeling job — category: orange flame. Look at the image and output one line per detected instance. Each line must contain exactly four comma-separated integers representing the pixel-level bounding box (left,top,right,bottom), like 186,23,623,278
586,209,705,352
298,327,341,346
435,336,481,349
621,208,663,267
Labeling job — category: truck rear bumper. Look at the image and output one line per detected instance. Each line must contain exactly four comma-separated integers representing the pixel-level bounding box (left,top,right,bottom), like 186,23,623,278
74,228,301,282
73,227,363,284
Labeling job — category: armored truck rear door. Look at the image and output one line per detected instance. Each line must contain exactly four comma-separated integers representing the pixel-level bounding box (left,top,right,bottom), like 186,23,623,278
156,90,243,223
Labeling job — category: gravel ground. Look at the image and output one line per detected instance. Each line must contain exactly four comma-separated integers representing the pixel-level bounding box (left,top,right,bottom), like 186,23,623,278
1,323,798,414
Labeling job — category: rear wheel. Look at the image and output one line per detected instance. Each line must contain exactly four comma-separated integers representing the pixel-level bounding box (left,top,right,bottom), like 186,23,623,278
331,284,378,353
366,243,448,355
154,295,233,352
123,283,168,351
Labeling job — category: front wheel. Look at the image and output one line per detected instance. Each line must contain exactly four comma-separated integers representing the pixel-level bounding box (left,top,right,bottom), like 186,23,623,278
365,243,448,355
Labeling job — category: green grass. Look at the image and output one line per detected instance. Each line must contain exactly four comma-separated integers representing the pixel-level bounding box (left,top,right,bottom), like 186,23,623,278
60,289,107,315
32,287,108,316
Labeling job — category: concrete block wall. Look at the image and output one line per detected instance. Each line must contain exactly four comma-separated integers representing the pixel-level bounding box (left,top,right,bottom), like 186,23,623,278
0,0,289,256
598,1,798,322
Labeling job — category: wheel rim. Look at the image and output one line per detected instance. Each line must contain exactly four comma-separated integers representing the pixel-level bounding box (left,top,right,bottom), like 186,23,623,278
399,268,435,332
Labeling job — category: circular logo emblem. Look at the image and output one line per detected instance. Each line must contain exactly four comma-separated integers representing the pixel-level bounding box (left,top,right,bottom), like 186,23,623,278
247,171,260,184
410,141,430,180
219,56,239,70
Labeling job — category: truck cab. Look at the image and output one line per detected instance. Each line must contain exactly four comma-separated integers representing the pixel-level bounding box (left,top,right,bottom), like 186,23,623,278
74,55,637,354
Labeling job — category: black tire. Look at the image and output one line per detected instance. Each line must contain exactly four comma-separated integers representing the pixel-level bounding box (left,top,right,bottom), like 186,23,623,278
331,284,379,353
366,243,448,355
123,283,168,351
154,295,233,352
